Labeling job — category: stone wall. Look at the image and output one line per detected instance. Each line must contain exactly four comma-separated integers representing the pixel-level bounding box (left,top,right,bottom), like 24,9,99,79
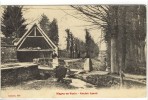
1,64,39,86
1,45,17,63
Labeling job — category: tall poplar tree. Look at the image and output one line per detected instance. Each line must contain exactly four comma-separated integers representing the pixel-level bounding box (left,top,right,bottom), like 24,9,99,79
49,18,59,46
39,14,51,36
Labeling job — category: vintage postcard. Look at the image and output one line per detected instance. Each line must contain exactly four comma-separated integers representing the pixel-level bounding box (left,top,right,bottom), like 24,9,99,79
0,5,147,98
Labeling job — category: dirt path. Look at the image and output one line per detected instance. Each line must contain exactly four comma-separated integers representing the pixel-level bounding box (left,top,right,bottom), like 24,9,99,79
70,79,94,89
1,77,95,90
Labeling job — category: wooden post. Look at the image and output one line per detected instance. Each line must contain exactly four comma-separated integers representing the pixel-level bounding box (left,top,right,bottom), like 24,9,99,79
120,70,124,87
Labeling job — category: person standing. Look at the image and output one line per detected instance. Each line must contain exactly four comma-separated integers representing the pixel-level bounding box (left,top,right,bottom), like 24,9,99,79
52,50,58,68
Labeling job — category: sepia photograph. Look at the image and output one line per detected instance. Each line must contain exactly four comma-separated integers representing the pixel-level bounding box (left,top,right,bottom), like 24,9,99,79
0,5,147,98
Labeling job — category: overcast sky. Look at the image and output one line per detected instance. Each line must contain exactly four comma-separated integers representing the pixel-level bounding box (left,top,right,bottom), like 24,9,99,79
1,6,107,50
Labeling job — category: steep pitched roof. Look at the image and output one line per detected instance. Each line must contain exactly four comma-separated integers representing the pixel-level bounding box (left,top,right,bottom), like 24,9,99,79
16,23,57,50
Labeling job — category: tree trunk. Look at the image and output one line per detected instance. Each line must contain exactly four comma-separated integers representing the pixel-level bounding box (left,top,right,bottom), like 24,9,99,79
111,35,118,73
106,39,111,70
115,7,126,87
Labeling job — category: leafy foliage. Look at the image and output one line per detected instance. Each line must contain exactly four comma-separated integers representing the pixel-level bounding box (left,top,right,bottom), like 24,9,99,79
1,6,27,38
85,29,99,58
39,15,59,46
65,29,99,58
49,18,59,46
39,14,51,36
66,29,86,58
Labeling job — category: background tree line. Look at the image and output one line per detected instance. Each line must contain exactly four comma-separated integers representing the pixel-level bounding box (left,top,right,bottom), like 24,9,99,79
39,14,59,46
65,28,99,58
1,6,59,46
72,5,146,75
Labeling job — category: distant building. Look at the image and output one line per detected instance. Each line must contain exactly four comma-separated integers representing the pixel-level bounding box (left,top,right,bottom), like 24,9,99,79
15,23,58,62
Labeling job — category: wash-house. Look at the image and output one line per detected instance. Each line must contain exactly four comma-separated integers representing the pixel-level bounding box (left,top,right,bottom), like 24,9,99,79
15,23,58,62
